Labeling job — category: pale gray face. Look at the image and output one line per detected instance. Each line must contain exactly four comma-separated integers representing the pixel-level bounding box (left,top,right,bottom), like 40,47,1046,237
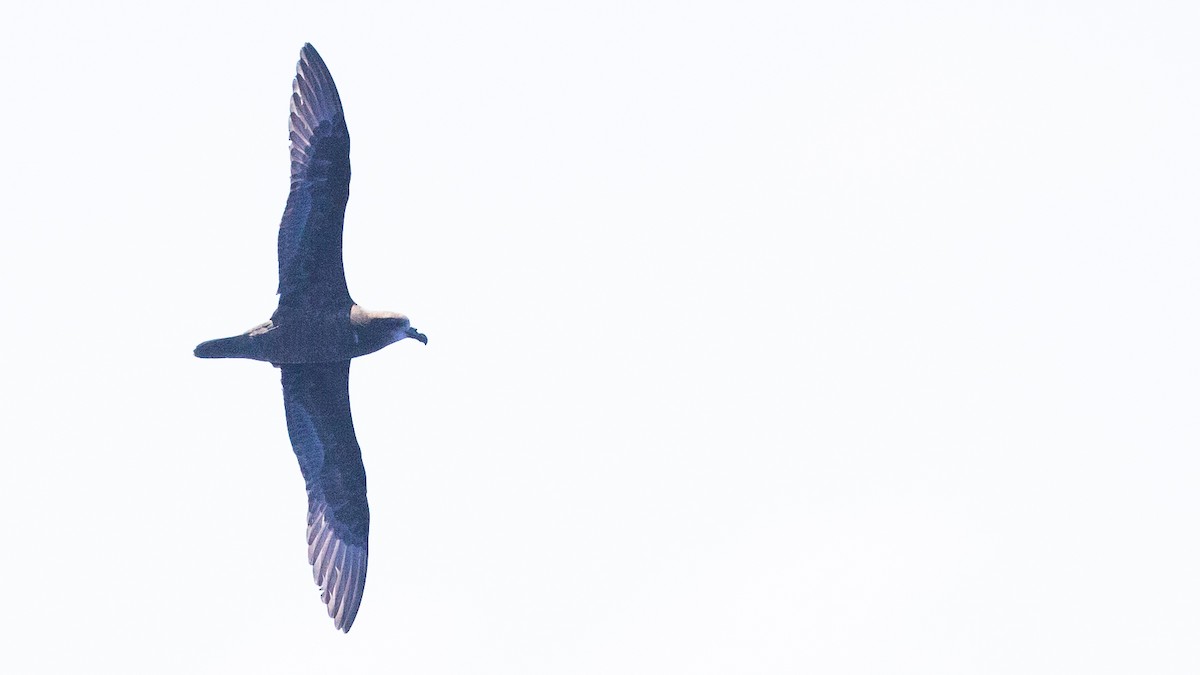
369,317,427,345
383,316,427,345
350,305,427,346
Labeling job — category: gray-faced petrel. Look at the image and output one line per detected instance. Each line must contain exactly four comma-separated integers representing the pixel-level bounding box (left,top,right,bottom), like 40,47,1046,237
195,44,426,632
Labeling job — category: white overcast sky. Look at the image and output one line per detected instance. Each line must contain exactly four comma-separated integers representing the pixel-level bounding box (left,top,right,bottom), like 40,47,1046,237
1,1,1198,673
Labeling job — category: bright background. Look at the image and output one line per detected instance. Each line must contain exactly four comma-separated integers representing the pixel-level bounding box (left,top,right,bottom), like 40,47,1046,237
2,1,1198,673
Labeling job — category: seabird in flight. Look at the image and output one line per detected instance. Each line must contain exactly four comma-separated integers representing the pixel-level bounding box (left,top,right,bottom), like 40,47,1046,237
195,44,426,632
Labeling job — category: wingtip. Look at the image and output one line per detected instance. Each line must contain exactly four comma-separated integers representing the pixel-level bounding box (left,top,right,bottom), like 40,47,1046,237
299,43,324,63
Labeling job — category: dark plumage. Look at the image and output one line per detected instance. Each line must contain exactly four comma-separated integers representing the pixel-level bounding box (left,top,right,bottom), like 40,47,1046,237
195,44,426,632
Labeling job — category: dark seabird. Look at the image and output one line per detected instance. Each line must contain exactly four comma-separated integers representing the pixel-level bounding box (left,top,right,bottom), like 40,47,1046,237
195,44,426,632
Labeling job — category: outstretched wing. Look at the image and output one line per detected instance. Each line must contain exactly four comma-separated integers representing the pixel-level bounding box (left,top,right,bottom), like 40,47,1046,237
276,43,353,312
281,362,369,632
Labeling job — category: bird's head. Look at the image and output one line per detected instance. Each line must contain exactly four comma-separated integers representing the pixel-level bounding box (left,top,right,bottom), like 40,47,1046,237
350,305,427,350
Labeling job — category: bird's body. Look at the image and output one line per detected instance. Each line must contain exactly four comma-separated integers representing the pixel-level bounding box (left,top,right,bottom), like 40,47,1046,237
195,304,421,364
195,44,425,632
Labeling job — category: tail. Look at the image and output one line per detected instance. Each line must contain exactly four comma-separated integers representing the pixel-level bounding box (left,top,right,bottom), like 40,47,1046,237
194,334,259,359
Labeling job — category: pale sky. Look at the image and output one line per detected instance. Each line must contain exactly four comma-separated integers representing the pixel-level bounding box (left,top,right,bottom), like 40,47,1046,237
2,1,1198,673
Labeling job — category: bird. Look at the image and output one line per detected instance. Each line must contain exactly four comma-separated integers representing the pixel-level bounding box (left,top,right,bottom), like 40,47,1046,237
194,44,426,632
